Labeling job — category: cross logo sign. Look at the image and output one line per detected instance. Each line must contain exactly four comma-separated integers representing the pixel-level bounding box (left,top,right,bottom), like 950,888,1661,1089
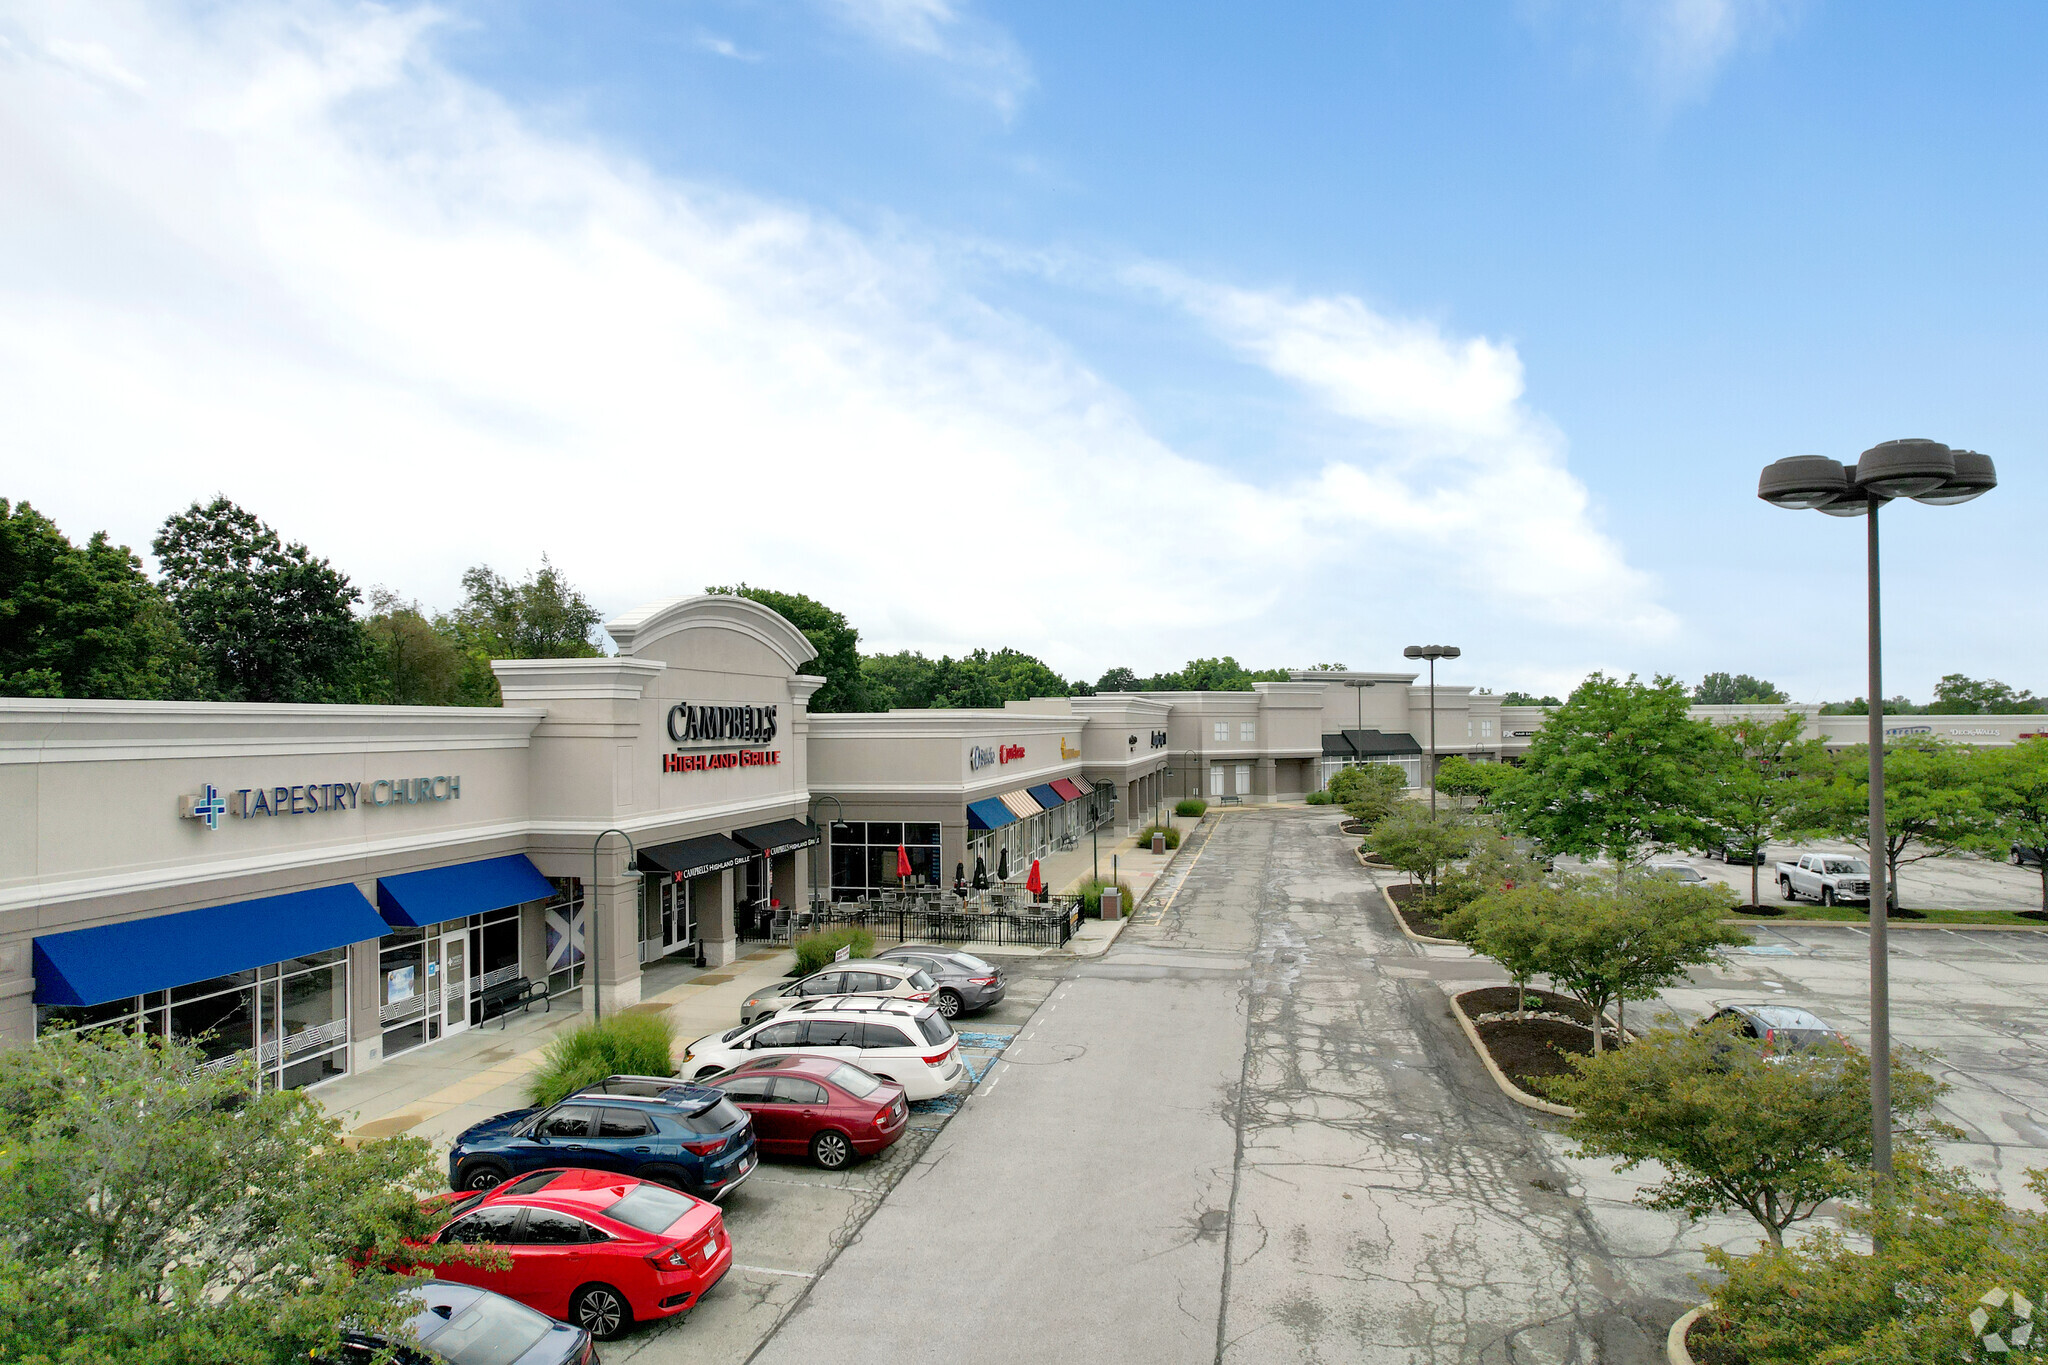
180,783,228,831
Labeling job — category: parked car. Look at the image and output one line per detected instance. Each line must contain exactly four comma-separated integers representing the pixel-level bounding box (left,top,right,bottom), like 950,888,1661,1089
418,1168,731,1340
329,1281,597,1365
1776,853,1873,906
875,945,1006,1018
1696,1004,1846,1057
703,1053,908,1169
447,1088,756,1201
1709,844,1770,866
680,999,965,1100
2014,843,2046,868
738,959,936,1026
1645,861,1710,885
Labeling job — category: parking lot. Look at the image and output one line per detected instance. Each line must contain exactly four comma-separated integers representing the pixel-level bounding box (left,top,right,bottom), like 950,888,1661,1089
1638,839,2044,912
600,956,1072,1364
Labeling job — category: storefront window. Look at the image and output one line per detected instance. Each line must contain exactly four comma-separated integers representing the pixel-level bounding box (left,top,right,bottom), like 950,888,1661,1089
830,820,942,899
544,879,584,998
380,926,429,1057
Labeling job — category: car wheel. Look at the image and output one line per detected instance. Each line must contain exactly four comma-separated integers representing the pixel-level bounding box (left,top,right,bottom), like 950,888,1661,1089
2014,848,2025,866
811,1129,853,1170
1779,880,1796,902
935,990,962,1019
570,1283,633,1341
1821,887,1836,908
458,1158,511,1191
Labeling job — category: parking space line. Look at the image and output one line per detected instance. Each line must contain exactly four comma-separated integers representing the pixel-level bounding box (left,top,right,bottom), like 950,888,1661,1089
735,1264,816,1279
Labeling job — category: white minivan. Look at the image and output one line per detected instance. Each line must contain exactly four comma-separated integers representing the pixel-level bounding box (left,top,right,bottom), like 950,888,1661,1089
679,998,966,1101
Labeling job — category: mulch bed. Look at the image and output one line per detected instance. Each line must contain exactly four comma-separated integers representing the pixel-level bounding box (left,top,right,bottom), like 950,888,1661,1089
1385,882,1451,937
1729,903,1784,917
1459,987,1624,1098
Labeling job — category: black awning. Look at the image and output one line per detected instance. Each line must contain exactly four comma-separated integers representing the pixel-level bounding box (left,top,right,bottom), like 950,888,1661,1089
1343,729,1424,757
732,819,820,857
636,833,752,878
1321,734,1357,757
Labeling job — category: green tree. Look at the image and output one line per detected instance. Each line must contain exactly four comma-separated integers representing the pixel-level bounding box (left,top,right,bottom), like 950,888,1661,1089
1931,673,2044,715
1546,1022,1952,1245
0,1029,475,1362
1095,666,1139,692
1441,879,1555,1019
359,589,467,706
1499,691,1561,707
1706,713,1826,907
0,500,197,699
1175,656,1289,691
1495,672,1718,887
967,647,1071,703
1365,804,1472,896
1432,754,1518,811
1327,762,1406,824
1980,739,2048,913
153,498,367,704
1785,736,1988,912
706,584,864,712
1694,671,1790,704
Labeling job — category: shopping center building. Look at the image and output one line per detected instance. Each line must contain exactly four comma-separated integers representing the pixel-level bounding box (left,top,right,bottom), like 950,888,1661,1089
5,594,2042,1089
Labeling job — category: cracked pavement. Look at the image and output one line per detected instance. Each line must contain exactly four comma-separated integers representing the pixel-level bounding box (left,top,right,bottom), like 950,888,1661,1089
751,808,1688,1363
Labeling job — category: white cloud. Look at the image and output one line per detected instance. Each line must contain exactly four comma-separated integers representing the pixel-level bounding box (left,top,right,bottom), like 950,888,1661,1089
813,0,1030,115
1522,0,1803,104
695,33,760,63
0,0,1672,680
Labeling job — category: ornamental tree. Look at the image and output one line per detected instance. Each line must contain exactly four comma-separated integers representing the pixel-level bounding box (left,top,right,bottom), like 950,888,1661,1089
1980,737,2048,913
0,1030,477,1362
1441,881,1559,1020
1431,754,1518,812
1328,762,1407,824
1365,804,1473,896
1705,714,1826,907
1545,1022,1953,1246
1784,736,1989,911
1495,672,1718,887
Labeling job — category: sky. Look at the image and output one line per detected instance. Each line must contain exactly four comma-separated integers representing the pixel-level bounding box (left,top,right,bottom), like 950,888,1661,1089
2,0,2041,703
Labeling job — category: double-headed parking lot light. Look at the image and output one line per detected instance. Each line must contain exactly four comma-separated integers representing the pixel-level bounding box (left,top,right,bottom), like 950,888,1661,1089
1757,439,1996,1186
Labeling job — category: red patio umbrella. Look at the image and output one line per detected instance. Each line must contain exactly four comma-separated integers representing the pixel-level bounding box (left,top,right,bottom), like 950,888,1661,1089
1026,858,1043,898
897,843,913,885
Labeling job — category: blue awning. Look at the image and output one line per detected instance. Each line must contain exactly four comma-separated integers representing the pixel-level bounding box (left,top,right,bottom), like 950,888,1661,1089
33,884,388,1009
966,797,1018,831
377,854,556,928
1027,782,1066,809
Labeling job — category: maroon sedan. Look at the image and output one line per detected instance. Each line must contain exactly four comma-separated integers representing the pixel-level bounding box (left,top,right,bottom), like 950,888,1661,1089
706,1054,909,1169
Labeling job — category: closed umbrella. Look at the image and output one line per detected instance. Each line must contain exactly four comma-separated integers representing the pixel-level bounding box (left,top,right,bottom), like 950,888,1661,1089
954,861,968,896
996,848,1010,883
896,843,913,886
972,856,989,891
1026,858,1043,902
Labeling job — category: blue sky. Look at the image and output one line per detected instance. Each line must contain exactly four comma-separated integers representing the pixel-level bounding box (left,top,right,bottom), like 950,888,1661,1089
2,1,2040,701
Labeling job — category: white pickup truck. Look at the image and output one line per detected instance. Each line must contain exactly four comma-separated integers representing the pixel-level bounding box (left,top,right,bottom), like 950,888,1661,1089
1776,853,1873,907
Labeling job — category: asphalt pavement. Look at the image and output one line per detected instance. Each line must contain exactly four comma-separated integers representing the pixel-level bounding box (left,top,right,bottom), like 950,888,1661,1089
750,809,1681,1364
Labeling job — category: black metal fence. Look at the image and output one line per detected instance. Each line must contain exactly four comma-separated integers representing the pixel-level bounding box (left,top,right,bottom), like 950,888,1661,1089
740,898,1081,948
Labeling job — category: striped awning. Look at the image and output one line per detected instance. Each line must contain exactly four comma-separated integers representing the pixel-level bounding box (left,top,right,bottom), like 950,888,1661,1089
999,789,1043,819
1050,778,1088,802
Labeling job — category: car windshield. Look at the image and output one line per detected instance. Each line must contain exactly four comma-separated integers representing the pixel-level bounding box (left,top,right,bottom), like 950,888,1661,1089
497,1170,565,1198
678,1098,745,1135
915,1011,952,1046
1823,859,1869,874
720,1025,749,1043
907,970,935,990
827,1064,885,1098
602,1184,698,1235
948,952,992,973
1768,1029,1834,1050
419,1295,556,1365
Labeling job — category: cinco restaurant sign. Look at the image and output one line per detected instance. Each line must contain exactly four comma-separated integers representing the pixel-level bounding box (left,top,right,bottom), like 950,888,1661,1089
180,777,461,830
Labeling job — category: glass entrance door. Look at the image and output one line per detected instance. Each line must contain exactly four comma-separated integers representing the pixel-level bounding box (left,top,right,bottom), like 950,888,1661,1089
440,934,469,1037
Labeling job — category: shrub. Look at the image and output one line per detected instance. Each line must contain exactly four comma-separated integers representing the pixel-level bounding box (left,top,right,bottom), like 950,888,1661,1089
1304,790,1333,805
1174,798,1207,817
526,1011,677,1107
793,925,876,976
1366,804,1473,892
1328,763,1407,824
1136,824,1181,850
1075,877,1137,917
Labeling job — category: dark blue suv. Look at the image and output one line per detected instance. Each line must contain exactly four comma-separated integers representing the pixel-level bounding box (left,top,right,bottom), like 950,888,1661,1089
448,1081,756,1201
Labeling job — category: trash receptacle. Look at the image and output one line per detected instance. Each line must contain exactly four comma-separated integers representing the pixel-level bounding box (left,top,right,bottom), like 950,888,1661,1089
1151,832,1166,855
1100,887,1121,921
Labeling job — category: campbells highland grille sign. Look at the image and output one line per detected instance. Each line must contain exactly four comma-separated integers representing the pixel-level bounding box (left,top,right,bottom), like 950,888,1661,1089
667,702,778,746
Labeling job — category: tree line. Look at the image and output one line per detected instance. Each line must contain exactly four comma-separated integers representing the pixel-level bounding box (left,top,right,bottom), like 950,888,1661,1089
2,498,603,706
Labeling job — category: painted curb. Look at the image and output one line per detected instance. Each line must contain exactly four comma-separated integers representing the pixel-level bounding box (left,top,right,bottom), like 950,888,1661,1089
1721,916,2048,932
1667,1307,1704,1365
1379,881,1464,947
1448,989,1579,1119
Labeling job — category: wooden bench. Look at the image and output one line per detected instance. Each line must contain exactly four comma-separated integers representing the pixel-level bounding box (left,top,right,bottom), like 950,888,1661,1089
480,976,549,1027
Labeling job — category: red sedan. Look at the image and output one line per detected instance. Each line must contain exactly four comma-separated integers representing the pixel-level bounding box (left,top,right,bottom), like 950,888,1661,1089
706,1054,909,1169
420,1167,731,1339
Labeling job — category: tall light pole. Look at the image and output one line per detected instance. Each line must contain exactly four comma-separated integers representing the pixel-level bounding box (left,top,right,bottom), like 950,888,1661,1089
1403,645,1460,813
1758,440,1996,1180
